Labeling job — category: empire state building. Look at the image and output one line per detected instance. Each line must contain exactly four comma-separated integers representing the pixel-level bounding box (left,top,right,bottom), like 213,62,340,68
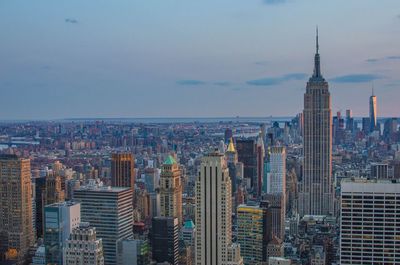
298,29,333,216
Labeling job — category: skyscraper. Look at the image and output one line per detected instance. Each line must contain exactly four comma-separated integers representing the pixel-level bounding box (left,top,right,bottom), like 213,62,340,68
298,29,333,216
74,180,133,265
159,155,183,226
236,139,257,193
266,146,286,240
340,178,400,264
34,175,46,239
237,204,265,265
44,201,81,265
369,87,377,133
151,217,179,265
256,134,265,197
111,152,135,189
267,146,286,196
195,151,243,265
0,154,34,265
43,174,65,206
63,222,104,265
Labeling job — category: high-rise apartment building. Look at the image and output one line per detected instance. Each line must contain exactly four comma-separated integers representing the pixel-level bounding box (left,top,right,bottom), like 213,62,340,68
195,151,243,265
74,180,133,265
298,29,333,216
151,217,179,265
159,155,183,226
369,88,378,133
63,222,104,265
340,178,400,264
0,154,34,265
111,152,135,189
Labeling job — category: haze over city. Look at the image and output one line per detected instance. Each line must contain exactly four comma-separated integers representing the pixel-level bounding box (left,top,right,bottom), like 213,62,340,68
1,0,400,119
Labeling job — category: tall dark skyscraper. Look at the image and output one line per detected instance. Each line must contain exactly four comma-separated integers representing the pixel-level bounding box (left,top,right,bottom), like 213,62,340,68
236,139,257,192
151,217,179,265
298,29,333,216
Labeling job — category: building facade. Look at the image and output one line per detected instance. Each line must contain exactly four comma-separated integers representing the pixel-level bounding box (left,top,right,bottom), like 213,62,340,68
159,155,183,226
152,217,179,265
74,180,133,265
340,179,400,264
44,201,81,265
195,151,243,265
369,88,377,132
298,30,333,216
237,205,264,265
0,155,34,265
63,222,104,265
111,152,135,190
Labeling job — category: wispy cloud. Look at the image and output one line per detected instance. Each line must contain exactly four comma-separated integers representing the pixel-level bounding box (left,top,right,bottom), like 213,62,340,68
366,55,400,63
366,58,379,63
387,56,400,60
247,73,307,86
254,61,269,66
177,80,206,86
214,81,231,86
263,0,286,4
330,74,381,83
65,18,78,24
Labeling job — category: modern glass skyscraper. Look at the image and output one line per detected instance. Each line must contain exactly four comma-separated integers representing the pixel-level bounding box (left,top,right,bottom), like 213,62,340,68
195,151,243,265
44,201,81,265
298,29,333,216
237,205,265,265
0,154,34,265
369,88,377,133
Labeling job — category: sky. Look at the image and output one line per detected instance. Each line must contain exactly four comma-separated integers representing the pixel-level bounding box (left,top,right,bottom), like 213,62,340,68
0,0,399,119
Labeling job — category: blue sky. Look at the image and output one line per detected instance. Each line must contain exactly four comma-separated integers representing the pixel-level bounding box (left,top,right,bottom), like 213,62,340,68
0,0,399,119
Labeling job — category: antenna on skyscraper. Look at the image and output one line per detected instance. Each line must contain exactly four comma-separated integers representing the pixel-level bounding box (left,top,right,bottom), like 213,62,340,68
372,81,375,96
316,25,319,54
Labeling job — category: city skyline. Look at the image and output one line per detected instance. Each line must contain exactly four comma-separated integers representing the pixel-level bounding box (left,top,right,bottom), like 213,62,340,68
1,0,400,119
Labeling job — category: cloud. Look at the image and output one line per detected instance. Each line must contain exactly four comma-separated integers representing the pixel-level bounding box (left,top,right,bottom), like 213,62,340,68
397,14,400,19
386,55,400,60
176,80,206,86
366,55,400,63
247,73,307,86
263,0,286,4
214,81,231,86
254,61,269,66
65,18,78,24
330,74,381,83
366,58,379,63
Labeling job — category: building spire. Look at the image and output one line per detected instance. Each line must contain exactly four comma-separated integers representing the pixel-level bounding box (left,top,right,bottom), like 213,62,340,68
313,26,322,78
